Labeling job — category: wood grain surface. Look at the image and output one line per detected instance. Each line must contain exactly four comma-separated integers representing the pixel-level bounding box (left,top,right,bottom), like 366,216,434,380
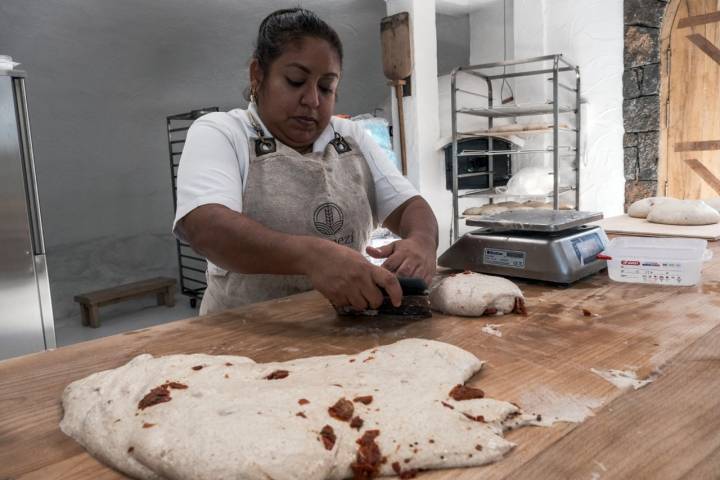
593,214,720,240
2,244,720,479
659,0,720,199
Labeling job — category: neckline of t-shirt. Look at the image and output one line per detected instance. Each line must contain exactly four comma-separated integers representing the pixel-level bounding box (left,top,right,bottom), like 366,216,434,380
245,103,337,154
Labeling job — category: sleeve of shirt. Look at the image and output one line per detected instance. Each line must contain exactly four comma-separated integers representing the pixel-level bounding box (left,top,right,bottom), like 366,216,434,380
172,114,248,242
346,120,419,225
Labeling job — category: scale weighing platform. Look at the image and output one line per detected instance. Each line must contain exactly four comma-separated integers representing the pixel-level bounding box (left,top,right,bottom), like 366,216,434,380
438,210,609,284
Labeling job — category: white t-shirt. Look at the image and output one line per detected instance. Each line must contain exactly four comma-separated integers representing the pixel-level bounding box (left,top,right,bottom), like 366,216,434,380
173,104,418,273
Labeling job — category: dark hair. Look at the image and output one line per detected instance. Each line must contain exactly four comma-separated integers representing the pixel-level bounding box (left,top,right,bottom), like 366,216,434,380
253,8,343,73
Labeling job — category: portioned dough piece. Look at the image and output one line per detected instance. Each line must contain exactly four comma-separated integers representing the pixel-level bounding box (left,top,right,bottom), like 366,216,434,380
430,272,525,317
627,197,669,218
60,339,538,480
646,199,720,225
703,197,720,213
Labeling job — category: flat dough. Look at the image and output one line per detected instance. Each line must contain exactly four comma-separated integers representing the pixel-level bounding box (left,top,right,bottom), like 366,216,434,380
646,198,720,225
703,197,720,213
430,272,526,317
463,202,535,217
463,204,509,216
60,339,538,480
627,197,668,218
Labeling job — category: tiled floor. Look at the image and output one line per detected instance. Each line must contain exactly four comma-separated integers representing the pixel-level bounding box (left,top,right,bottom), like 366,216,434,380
54,297,199,347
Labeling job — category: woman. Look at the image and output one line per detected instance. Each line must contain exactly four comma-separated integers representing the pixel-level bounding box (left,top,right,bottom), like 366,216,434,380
174,8,438,315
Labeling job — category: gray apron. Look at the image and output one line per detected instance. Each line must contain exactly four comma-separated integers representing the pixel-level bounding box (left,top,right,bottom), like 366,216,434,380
199,114,376,315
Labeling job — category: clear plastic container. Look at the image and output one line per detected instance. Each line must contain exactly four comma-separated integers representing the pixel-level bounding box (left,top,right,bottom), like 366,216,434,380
597,237,713,286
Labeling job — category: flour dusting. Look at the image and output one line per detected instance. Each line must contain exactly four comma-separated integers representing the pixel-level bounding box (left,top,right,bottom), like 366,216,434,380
519,386,604,425
590,368,654,391
482,324,503,337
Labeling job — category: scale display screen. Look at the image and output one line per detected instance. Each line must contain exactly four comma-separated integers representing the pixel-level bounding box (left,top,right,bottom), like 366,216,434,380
571,232,605,265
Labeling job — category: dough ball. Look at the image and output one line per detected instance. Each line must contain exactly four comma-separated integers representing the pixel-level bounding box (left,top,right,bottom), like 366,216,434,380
627,197,669,218
430,271,525,317
646,199,720,225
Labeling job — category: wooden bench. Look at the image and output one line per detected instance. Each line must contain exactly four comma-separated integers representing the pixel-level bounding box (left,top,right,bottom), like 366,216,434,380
74,277,177,328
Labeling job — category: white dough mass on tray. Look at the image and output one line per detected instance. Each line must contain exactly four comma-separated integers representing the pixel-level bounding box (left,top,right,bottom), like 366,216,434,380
646,198,720,226
627,196,668,218
60,339,539,480
430,272,526,317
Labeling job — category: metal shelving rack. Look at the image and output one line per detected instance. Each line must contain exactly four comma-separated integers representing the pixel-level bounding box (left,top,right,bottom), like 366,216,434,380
449,54,581,242
166,107,219,308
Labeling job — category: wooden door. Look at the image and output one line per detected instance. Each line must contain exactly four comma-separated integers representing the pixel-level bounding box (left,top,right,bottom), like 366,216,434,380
660,0,720,198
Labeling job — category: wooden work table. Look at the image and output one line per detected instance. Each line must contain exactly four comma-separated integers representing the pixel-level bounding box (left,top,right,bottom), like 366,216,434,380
2,244,720,479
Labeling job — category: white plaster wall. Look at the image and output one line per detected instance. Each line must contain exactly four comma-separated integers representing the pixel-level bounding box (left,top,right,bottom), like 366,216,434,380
386,0,452,251
540,0,625,216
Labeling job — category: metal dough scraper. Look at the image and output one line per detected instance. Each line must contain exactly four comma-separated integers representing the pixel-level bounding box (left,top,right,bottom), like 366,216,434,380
336,277,431,318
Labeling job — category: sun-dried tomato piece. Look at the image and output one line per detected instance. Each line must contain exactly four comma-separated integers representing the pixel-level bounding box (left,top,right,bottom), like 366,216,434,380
298,398,310,405
351,430,382,480
167,382,188,390
320,425,336,450
449,384,485,401
265,370,289,380
127,446,134,453
191,365,203,371
142,422,156,428
353,395,373,405
390,461,419,479
462,412,485,422
137,384,171,410
225,362,233,366
296,412,307,418
441,401,454,410
350,416,364,430
582,308,592,317
329,398,354,422
475,444,483,451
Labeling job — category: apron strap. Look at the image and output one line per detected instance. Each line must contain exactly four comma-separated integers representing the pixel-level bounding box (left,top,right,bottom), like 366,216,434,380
247,110,277,156
248,110,352,156
329,131,352,154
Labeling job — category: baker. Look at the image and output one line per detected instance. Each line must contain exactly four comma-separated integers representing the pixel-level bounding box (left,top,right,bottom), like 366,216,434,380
173,8,438,315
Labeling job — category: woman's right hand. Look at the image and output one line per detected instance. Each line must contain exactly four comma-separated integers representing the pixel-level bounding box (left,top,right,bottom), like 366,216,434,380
298,237,403,310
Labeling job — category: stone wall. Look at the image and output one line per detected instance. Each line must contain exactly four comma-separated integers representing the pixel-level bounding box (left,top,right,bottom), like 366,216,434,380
623,0,668,208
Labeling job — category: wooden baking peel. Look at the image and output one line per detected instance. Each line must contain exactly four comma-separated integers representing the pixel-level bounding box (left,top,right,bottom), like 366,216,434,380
381,12,412,176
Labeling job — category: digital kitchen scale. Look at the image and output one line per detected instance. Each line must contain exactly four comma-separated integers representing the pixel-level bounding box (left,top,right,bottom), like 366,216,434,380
438,210,609,284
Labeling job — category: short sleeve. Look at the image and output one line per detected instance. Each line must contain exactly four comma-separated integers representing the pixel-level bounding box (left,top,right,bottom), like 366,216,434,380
345,120,419,224
172,114,249,242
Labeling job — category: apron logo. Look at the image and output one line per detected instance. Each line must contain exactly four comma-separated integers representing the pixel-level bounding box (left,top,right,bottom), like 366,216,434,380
313,202,344,235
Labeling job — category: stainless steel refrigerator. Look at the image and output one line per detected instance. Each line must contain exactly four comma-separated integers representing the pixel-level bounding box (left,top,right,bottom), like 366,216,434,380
0,67,55,360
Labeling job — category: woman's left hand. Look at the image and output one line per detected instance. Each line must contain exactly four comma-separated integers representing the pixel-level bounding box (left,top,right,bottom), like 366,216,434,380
366,236,437,286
